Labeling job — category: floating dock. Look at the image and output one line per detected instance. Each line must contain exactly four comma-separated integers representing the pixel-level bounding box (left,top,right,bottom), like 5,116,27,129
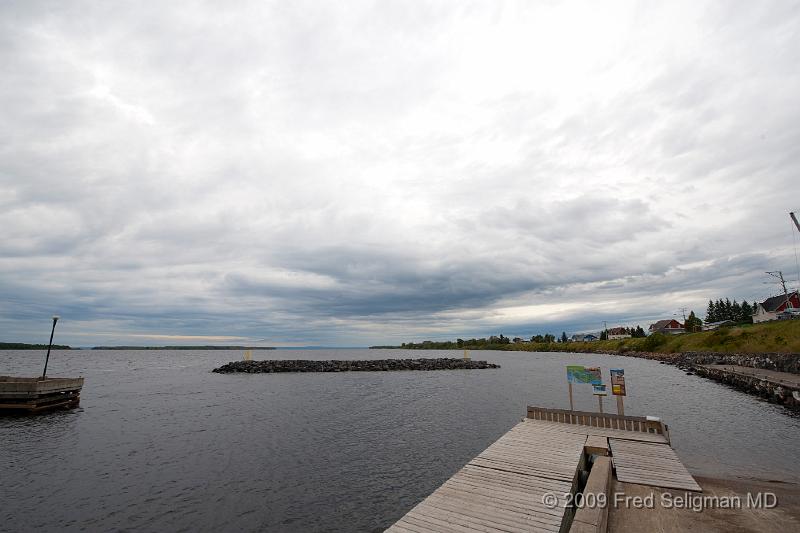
0,376,84,413
386,406,700,533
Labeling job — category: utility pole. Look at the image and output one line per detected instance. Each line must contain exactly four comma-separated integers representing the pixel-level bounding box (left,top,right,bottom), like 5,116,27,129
766,271,792,311
791,212,800,234
677,307,688,322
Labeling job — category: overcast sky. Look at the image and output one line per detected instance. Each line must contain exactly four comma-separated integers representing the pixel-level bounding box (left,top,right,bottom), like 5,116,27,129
2,1,800,347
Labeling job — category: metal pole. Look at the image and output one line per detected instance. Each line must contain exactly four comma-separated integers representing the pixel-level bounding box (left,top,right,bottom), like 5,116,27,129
41,316,59,380
598,396,604,413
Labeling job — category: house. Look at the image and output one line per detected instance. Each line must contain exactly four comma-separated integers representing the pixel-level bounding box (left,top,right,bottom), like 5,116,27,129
607,327,631,340
648,319,685,335
702,320,735,331
753,291,800,323
571,333,598,342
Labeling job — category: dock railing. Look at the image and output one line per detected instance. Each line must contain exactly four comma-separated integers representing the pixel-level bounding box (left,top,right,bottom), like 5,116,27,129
527,405,670,444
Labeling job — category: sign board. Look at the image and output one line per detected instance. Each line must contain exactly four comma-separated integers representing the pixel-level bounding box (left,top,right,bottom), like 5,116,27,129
592,384,608,396
610,368,626,396
566,366,602,385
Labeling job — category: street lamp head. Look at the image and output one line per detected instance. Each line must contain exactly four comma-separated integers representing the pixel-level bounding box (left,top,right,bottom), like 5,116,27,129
52,316,60,322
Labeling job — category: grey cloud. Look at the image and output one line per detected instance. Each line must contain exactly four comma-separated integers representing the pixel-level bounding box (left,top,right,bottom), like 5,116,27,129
2,1,800,345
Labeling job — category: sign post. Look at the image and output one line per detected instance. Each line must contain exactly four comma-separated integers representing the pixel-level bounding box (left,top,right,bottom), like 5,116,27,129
610,368,626,416
568,382,574,410
592,384,607,413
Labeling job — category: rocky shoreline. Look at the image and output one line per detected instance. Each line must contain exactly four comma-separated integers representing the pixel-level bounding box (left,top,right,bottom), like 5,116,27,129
212,358,500,374
601,349,800,407
601,350,800,374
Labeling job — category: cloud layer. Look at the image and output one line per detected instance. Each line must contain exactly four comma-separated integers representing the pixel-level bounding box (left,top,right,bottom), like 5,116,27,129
2,1,800,345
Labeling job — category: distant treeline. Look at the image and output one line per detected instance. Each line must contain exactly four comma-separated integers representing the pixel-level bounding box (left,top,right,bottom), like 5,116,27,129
372,335,525,350
0,342,72,350
90,346,276,350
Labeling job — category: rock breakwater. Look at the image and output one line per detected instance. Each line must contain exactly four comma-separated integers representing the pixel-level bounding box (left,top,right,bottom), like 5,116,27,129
212,358,500,374
601,350,800,374
601,349,800,408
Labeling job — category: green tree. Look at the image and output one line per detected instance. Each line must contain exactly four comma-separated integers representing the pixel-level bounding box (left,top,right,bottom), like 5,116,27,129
716,299,725,320
740,301,753,323
600,330,608,340
706,300,716,323
561,332,568,343
685,310,702,332
732,300,742,322
544,333,555,343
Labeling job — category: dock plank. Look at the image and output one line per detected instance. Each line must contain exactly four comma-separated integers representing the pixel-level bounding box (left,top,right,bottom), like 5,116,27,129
385,419,585,532
609,439,702,492
387,412,696,532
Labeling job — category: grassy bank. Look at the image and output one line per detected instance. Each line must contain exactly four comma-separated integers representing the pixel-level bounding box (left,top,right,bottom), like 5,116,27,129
504,319,800,354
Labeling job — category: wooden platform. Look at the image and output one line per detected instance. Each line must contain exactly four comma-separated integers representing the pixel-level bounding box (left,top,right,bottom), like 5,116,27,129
0,376,84,412
386,420,586,533
386,407,700,532
609,439,701,492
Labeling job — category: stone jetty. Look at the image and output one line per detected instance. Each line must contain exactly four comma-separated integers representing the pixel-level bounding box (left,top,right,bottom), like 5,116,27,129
212,358,500,374
604,349,800,407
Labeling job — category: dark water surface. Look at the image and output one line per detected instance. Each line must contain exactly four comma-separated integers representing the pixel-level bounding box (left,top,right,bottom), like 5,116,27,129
2,349,799,532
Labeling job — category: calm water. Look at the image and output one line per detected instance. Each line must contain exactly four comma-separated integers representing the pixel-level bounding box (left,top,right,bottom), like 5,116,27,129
1,349,799,532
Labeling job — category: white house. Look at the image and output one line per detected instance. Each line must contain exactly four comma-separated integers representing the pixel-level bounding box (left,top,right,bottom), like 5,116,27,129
753,291,800,323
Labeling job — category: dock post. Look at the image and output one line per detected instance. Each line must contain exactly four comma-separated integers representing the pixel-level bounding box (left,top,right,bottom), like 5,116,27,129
568,382,574,410
41,316,59,380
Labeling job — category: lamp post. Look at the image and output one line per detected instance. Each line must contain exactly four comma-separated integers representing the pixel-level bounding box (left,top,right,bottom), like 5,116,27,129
41,316,60,380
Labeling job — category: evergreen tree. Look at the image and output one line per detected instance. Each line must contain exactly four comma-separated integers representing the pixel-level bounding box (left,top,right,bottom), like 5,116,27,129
561,332,568,343
600,330,608,340
706,300,716,322
715,299,725,320
740,301,753,323
732,300,742,322
634,325,646,337
725,298,733,321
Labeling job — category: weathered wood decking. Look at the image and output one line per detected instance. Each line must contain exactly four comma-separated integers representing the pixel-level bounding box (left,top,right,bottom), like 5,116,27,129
386,420,586,533
609,439,701,492
0,376,84,412
386,407,700,533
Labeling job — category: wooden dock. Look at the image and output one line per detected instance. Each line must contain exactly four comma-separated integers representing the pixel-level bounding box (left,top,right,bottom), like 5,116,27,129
0,376,84,413
386,406,700,533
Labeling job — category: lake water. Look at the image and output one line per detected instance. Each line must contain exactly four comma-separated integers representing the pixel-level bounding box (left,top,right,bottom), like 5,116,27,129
1,349,799,532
